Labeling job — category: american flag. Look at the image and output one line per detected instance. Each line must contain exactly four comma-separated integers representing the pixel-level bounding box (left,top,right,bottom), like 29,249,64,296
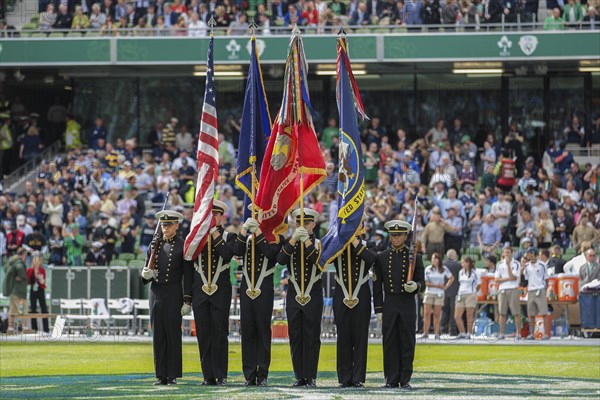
184,36,218,261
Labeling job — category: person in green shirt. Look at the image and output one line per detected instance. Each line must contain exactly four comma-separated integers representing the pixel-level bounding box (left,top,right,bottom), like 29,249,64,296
481,163,497,192
64,224,85,266
544,8,566,30
320,117,339,149
5,248,28,333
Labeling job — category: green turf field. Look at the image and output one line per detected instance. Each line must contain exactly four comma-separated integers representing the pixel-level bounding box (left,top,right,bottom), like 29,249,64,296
0,342,598,399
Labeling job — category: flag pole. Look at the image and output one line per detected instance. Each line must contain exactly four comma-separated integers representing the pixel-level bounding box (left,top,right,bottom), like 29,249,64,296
249,23,258,294
251,161,257,292
347,243,352,301
299,168,305,298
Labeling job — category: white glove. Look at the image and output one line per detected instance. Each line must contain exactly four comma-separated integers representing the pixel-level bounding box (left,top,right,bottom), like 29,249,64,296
297,227,309,243
209,226,218,235
181,303,192,316
404,281,418,293
141,267,153,280
243,218,260,233
292,228,303,242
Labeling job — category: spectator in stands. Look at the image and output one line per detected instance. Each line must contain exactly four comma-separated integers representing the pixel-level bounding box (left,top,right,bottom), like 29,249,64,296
19,117,43,163
320,162,338,194
48,225,65,265
40,3,57,31
90,3,108,30
421,0,441,25
564,115,585,145
126,3,139,27
85,241,108,266
101,15,119,35
302,1,320,27
64,224,85,266
328,0,347,16
442,0,460,24
350,2,371,25
101,0,115,20
422,207,450,258
54,4,73,29
130,15,150,35
425,118,448,146
72,5,91,30
547,245,565,275
536,210,554,249
5,222,24,257
563,0,585,28
572,211,600,252
583,6,600,28
188,12,207,36
402,0,423,25
544,7,565,30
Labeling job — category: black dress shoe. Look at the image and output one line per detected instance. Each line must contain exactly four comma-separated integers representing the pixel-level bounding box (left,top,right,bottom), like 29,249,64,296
401,383,413,390
306,379,316,387
293,378,306,387
201,378,217,386
154,378,167,386
244,379,256,387
383,383,399,388
216,378,227,386
338,383,351,388
353,382,364,388
257,378,268,387
167,378,177,385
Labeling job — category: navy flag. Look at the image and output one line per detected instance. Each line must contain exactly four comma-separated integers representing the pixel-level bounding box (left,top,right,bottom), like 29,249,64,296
235,36,272,220
318,37,367,270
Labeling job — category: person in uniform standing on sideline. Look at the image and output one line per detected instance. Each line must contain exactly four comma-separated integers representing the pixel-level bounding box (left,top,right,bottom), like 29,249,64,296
233,210,284,386
454,256,481,339
522,247,550,340
189,200,235,386
332,235,376,388
373,220,425,390
276,208,323,388
495,246,523,340
141,210,193,386
421,252,454,340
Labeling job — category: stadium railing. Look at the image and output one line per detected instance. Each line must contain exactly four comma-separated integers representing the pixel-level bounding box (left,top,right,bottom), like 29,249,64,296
4,21,599,38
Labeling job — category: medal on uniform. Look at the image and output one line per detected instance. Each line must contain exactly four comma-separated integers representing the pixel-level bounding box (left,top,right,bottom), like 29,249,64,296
295,294,311,305
246,288,261,299
202,284,218,295
343,298,359,309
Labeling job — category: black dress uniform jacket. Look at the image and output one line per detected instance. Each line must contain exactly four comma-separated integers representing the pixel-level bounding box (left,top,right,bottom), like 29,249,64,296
373,245,425,387
332,242,376,386
191,227,235,381
142,235,193,380
276,235,323,381
233,232,284,383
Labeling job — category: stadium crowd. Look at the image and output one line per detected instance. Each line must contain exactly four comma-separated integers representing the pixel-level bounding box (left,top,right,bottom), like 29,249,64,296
1,93,599,336
1,0,599,36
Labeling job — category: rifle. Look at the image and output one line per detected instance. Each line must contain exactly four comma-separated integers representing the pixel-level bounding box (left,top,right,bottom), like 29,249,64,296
407,197,422,282
147,193,170,271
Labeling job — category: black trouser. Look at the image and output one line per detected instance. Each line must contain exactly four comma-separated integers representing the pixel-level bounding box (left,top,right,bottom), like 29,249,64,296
286,286,323,380
150,283,183,379
440,294,458,335
382,295,417,386
193,284,231,381
240,282,274,382
333,284,371,385
30,289,49,333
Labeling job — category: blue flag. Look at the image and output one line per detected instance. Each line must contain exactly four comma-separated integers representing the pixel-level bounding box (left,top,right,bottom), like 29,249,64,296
318,39,367,270
235,37,272,221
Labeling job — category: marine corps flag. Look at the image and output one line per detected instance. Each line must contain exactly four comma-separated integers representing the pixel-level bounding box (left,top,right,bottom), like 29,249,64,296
255,28,325,242
235,36,272,221
318,35,367,269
